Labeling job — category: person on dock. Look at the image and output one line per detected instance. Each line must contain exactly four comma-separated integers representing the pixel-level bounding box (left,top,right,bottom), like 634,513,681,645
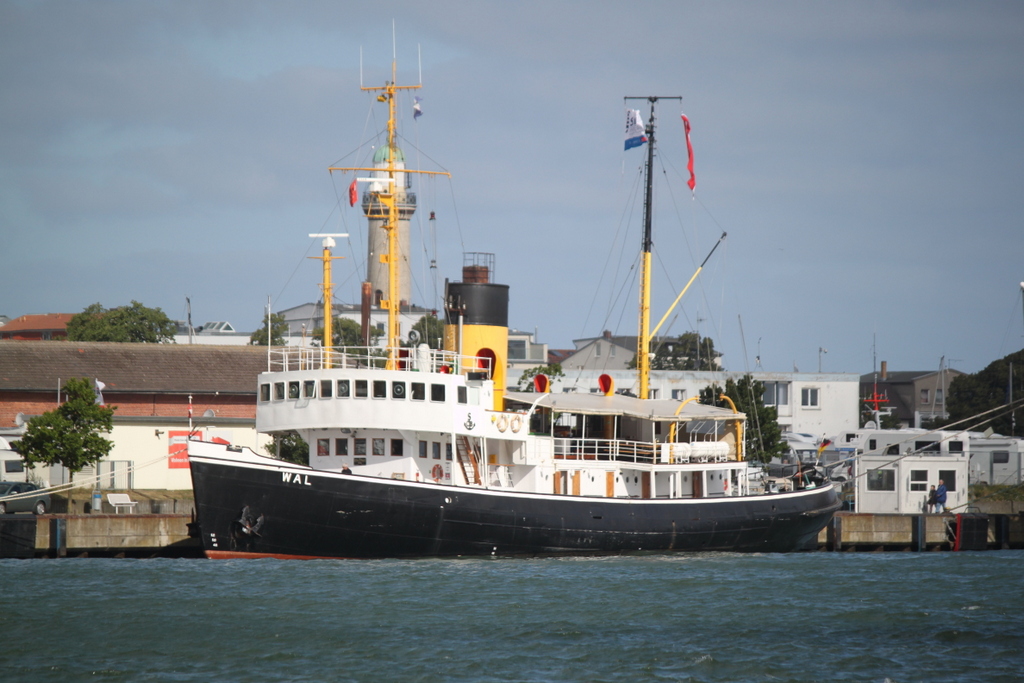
927,485,938,514
935,480,948,513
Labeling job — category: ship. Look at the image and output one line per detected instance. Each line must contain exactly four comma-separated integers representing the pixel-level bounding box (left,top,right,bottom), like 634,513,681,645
187,63,841,559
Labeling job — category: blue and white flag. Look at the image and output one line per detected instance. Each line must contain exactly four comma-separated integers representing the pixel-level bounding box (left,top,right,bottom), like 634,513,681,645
413,96,423,120
624,108,647,150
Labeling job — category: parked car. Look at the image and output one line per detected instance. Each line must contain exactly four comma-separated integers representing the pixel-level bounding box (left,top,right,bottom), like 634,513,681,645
0,481,50,515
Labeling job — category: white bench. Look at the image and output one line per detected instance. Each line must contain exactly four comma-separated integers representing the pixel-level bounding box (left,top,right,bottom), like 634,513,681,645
107,493,138,514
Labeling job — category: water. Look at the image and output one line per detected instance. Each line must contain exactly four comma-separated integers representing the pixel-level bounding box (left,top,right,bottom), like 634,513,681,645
2,552,1022,682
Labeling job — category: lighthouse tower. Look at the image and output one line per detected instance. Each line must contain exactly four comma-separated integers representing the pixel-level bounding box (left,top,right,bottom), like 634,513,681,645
363,144,416,306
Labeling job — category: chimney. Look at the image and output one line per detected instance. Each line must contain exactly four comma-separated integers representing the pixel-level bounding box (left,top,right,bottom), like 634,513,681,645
603,330,612,339
880,360,888,380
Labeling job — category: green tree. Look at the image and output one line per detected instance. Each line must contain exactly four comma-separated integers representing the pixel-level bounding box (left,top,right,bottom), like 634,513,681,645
629,332,720,370
15,378,115,474
66,301,176,343
311,317,383,347
517,363,566,391
264,431,308,466
408,314,444,349
699,375,785,463
249,312,288,346
943,348,1024,435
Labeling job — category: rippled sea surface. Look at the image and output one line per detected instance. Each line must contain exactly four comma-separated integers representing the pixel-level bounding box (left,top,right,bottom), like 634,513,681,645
2,551,1022,682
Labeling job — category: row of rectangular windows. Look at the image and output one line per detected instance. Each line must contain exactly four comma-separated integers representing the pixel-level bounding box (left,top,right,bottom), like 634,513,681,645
866,469,958,492
261,379,467,404
316,437,453,460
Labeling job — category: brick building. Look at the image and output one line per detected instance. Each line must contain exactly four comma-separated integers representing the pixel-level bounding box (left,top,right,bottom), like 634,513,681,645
0,313,74,340
0,341,271,490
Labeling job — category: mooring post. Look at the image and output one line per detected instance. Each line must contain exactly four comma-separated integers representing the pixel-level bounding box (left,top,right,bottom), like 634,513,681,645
49,517,67,558
912,515,925,552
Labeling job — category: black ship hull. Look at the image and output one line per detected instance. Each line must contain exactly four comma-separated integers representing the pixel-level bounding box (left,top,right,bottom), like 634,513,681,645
190,452,841,559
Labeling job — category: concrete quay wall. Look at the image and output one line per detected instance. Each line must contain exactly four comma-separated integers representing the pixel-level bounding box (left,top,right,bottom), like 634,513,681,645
0,513,201,558
817,512,1024,551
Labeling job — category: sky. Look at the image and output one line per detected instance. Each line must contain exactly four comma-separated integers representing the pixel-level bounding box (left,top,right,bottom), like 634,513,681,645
2,1,1023,376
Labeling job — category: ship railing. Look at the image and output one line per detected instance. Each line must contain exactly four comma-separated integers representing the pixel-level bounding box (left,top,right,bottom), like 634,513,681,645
267,345,492,375
553,438,656,464
553,438,734,465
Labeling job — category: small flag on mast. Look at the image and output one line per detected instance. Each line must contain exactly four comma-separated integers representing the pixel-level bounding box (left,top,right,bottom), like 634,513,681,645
413,96,423,120
624,109,647,150
348,178,358,207
681,113,696,191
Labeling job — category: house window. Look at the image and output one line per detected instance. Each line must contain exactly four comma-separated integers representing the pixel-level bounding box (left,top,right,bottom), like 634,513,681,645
432,442,441,460
910,470,928,491
288,381,300,399
260,384,271,402
920,389,930,405
335,438,348,455
610,345,616,357
935,389,944,404
867,469,895,491
801,387,819,408
372,438,385,456
303,380,316,398
317,439,330,457
337,380,350,397
938,471,957,492
595,343,601,357
354,438,367,456
392,382,407,399
320,380,333,398
763,382,789,406
672,389,686,400
431,384,446,402
458,386,467,404
508,339,526,360
411,382,426,400
419,441,428,458
355,380,368,398
446,443,453,460
274,382,285,400
391,439,403,456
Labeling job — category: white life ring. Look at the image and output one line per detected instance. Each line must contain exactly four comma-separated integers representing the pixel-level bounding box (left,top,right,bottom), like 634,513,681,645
510,415,523,433
496,415,509,433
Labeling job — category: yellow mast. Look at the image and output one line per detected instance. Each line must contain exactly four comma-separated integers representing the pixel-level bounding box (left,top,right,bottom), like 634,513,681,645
308,234,345,367
626,96,680,399
329,58,448,367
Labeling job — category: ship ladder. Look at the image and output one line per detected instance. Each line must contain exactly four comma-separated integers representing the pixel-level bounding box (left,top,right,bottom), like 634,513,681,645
457,436,483,485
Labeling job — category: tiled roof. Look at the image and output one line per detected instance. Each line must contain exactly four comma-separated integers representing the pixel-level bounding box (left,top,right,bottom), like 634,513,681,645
0,341,268,394
0,313,75,332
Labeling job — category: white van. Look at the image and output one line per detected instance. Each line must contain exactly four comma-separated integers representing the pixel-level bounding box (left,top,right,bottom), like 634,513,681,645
0,437,28,483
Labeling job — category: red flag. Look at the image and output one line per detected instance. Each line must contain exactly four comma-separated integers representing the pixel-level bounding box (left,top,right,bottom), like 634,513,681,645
681,114,696,191
348,179,358,207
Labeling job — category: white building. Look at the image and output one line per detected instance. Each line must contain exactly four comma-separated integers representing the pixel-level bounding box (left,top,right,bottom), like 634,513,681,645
547,369,860,439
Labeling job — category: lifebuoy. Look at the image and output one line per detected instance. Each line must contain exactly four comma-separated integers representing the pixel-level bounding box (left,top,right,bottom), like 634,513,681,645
510,415,523,433
496,415,508,432
431,464,443,481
